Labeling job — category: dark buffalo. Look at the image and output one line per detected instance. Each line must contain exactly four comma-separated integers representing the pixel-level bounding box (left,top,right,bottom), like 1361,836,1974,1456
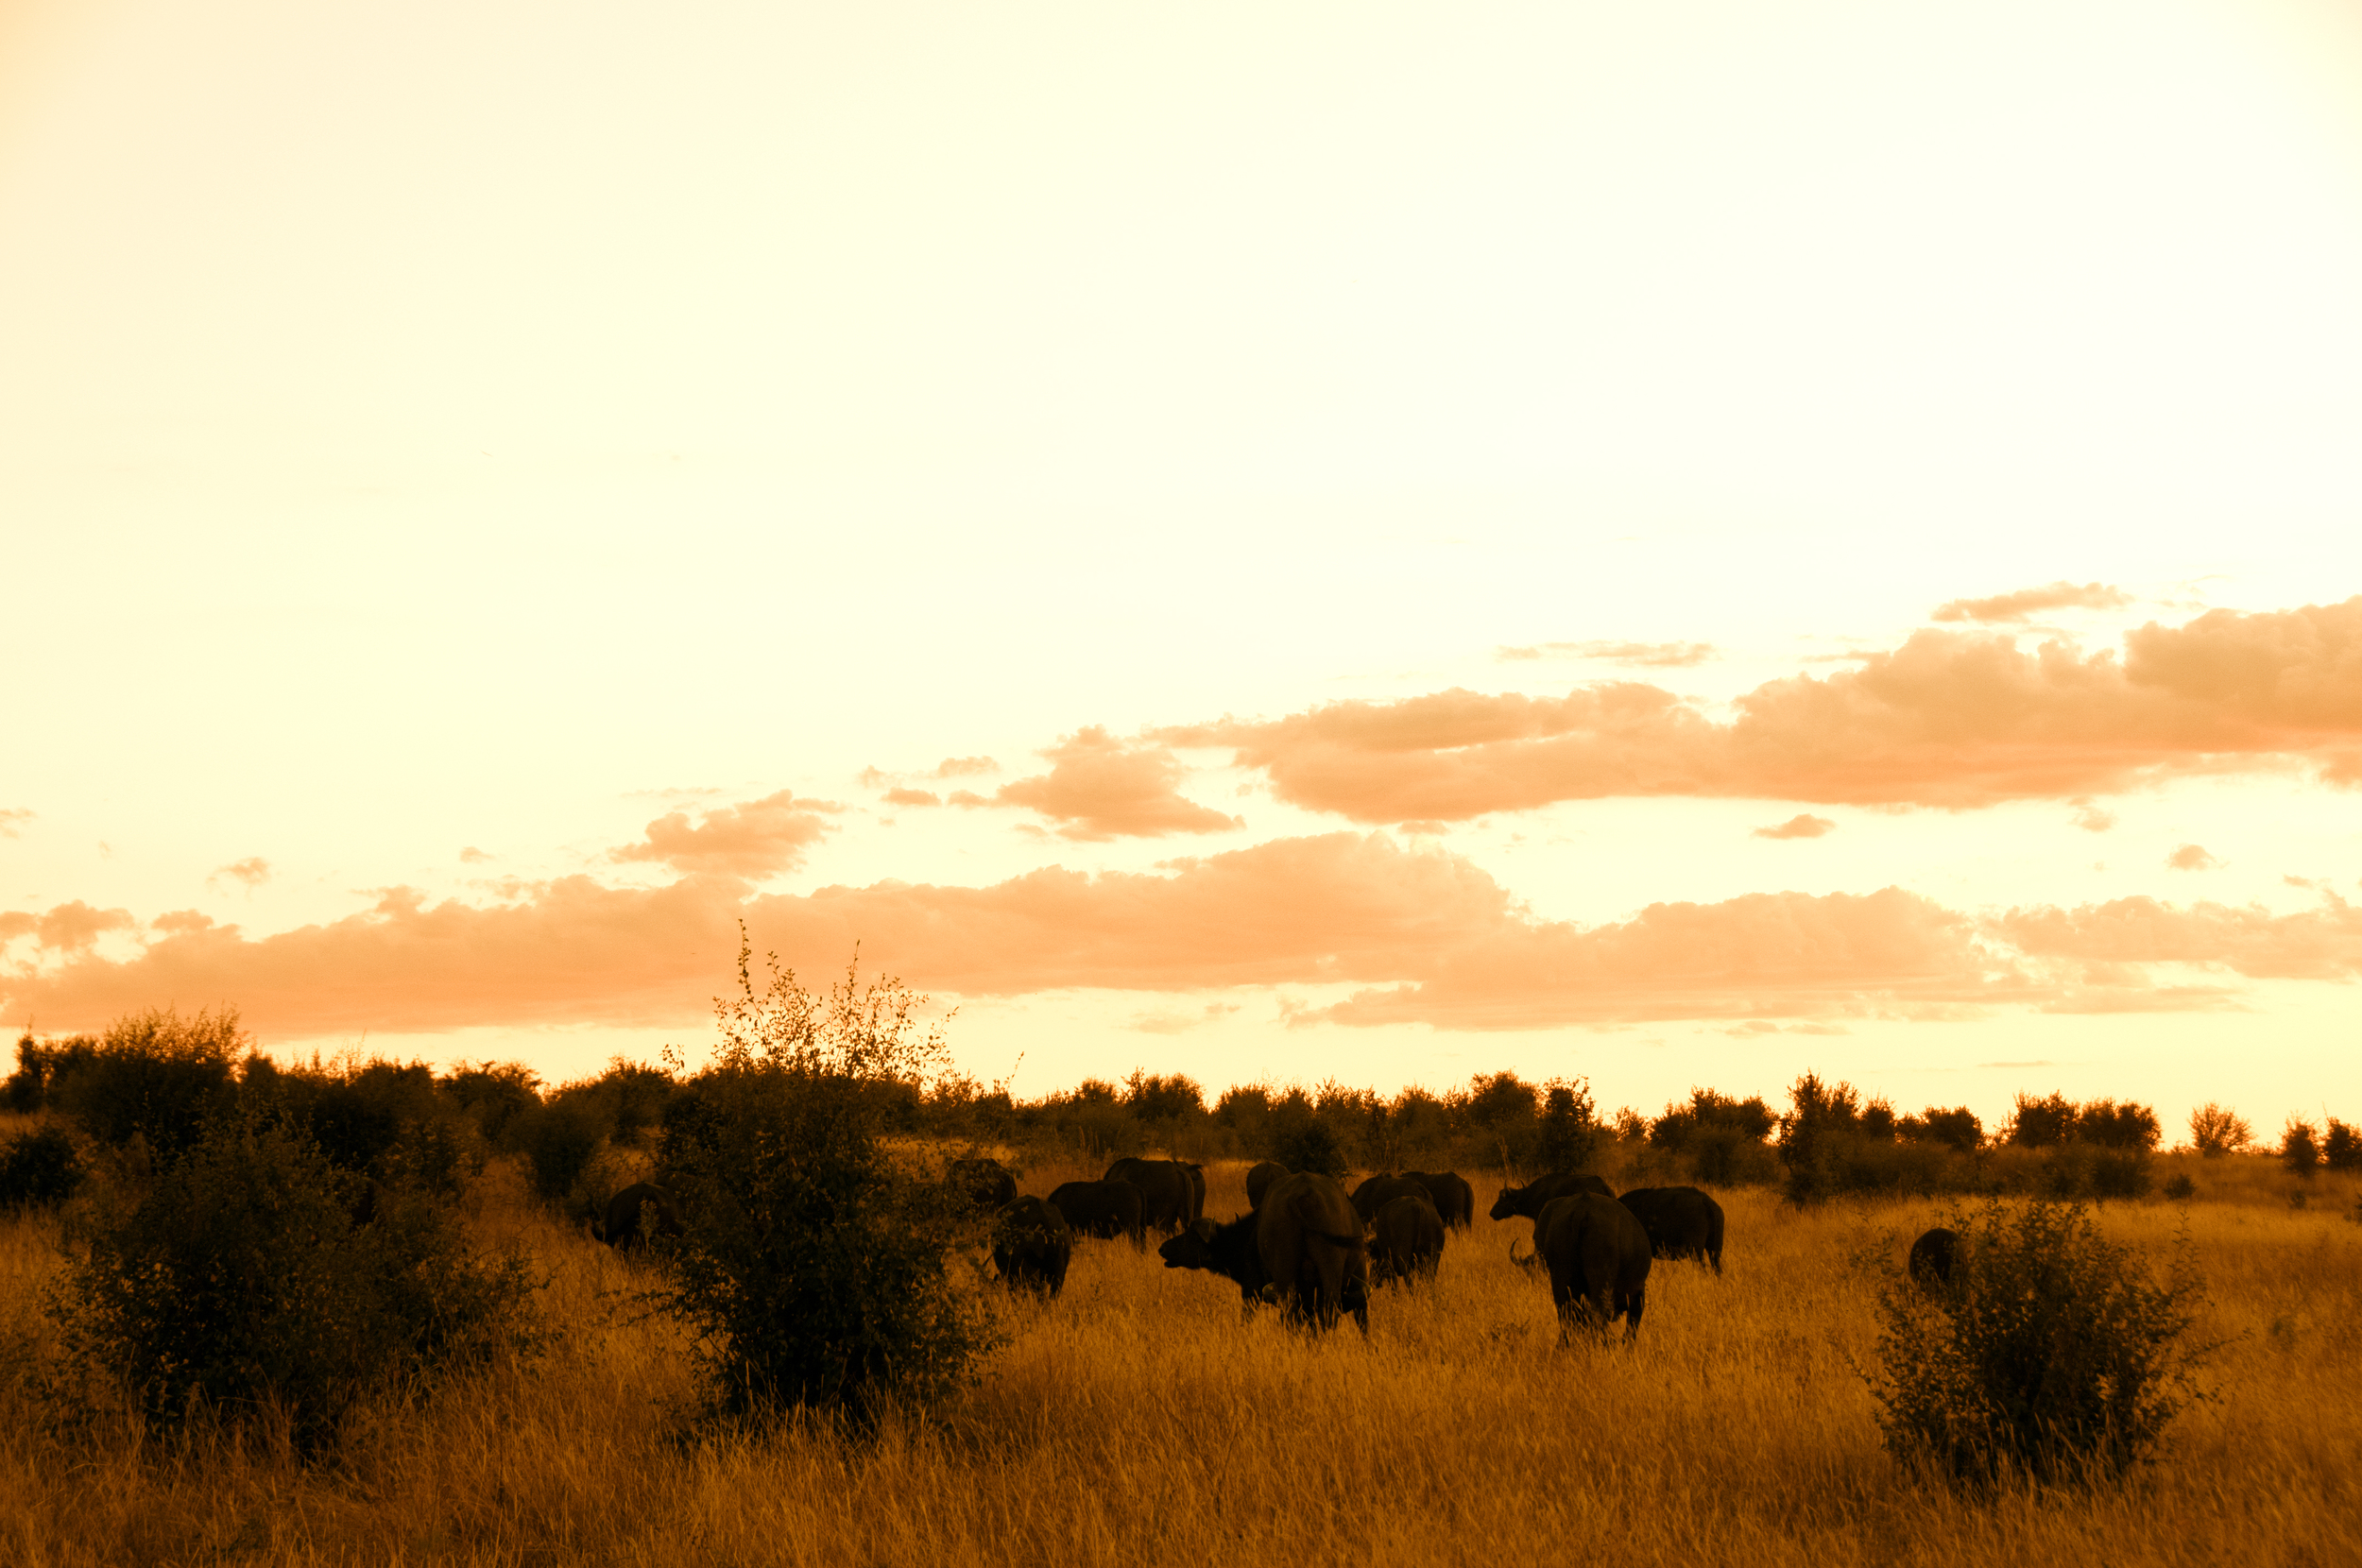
1048,1180,1146,1249
949,1156,1018,1211
1908,1226,1960,1287
598,1182,683,1251
1488,1171,1614,1222
1246,1161,1289,1208
992,1196,1072,1296
1104,1157,1197,1233
1617,1185,1725,1274
1369,1194,1446,1287
1404,1170,1475,1230
1350,1173,1431,1227
1535,1193,1651,1341
1180,1161,1207,1222
1159,1171,1369,1334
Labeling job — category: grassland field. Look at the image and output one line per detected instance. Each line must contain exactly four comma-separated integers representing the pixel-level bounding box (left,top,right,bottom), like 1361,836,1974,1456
2,1123,2358,1568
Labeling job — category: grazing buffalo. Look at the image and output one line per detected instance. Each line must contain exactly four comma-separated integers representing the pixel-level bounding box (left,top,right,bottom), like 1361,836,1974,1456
1404,1170,1475,1230
1350,1174,1431,1227
1104,1157,1198,1233
1535,1193,1651,1341
1159,1171,1369,1334
1488,1171,1615,1222
1908,1226,1960,1287
1246,1161,1289,1209
599,1183,683,1251
1048,1180,1147,1249
1180,1161,1207,1223
992,1196,1072,1296
949,1156,1018,1211
1617,1185,1726,1274
1369,1194,1446,1287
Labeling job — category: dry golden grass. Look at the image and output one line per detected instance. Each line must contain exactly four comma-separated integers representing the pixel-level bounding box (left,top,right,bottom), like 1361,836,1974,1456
3,1139,2358,1567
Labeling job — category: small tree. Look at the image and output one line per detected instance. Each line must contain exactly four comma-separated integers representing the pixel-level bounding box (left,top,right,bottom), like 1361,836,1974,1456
2005,1092,2078,1149
1534,1078,1602,1173
2324,1118,2361,1172
1870,1200,2212,1486
2188,1102,2251,1158
2281,1116,2321,1178
656,939,993,1425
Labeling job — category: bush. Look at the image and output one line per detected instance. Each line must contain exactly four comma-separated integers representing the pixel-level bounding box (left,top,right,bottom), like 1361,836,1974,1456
439,1061,543,1144
506,1100,608,1206
48,1113,540,1447
2078,1099,2163,1151
1534,1078,1602,1173
1262,1104,1349,1180
2326,1118,2361,1172
2089,1147,2153,1200
2006,1092,2078,1149
655,943,994,1424
1870,1199,2212,1485
0,1125,85,1209
1900,1105,1983,1153
2164,1171,2196,1201
2188,1102,2251,1157
51,1007,245,1157
2282,1116,2321,1178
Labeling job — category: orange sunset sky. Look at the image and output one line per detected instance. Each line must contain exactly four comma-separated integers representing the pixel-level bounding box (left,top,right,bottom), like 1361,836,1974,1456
8,0,2362,1137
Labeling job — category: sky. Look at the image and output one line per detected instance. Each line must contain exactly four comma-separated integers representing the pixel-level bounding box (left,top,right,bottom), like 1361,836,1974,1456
7,0,2362,1140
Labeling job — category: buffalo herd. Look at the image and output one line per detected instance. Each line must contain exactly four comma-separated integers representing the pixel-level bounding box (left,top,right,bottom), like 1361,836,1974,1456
593,1157,1971,1348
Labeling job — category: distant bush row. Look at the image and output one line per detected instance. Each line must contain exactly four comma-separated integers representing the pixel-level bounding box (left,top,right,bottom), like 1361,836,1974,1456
9,1021,2353,1217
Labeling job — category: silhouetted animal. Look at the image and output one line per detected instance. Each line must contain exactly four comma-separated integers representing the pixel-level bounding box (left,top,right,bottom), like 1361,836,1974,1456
1617,1185,1725,1274
1180,1161,1207,1222
949,1156,1018,1211
1535,1193,1651,1341
1246,1161,1289,1208
1159,1172,1369,1334
1104,1157,1197,1233
1404,1170,1475,1229
1369,1194,1446,1286
1350,1174,1431,1227
992,1196,1072,1296
1908,1226,1960,1287
1488,1171,1614,1222
598,1183,683,1251
1048,1180,1146,1249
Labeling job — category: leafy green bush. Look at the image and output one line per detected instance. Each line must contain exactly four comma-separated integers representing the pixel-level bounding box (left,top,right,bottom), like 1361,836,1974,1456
2163,1171,2196,1201
655,943,994,1424
1870,1200,2211,1486
51,1007,244,1157
2325,1118,2361,1172
2282,1116,2321,1178
1262,1104,1349,1180
0,1124,84,1210
439,1061,544,1144
47,1114,540,1447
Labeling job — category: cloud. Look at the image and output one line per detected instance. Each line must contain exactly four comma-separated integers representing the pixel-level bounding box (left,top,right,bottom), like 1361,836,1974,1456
934,757,999,778
1496,640,1716,668
608,790,838,878
459,846,492,864
0,808,31,839
209,858,271,891
0,901,136,955
2165,844,2221,871
883,788,942,807
1161,597,2362,821
2069,801,2115,832
995,726,1243,841
1994,893,2362,980
18,833,2362,1040
1753,814,1835,841
1932,581,2133,623
0,835,2018,1036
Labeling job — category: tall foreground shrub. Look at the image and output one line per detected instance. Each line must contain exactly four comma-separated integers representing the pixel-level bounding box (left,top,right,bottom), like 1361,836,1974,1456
657,942,993,1424
48,1115,540,1445
1871,1201,2211,1485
